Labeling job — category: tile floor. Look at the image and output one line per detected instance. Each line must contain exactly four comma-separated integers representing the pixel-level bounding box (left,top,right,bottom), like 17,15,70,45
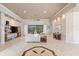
0,36,79,56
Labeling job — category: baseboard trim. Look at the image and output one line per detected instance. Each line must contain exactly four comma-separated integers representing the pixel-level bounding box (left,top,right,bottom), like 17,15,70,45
0,42,5,45
73,42,79,44
66,41,79,44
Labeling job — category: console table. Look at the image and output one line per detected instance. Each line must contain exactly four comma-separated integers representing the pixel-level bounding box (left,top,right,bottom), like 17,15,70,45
6,33,17,41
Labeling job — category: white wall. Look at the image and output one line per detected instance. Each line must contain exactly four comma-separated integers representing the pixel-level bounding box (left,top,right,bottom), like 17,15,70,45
0,4,23,44
52,15,66,40
24,19,52,42
65,4,79,43
5,16,21,26
0,13,6,44
73,12,79,43
0,13,1,42
51,4,76,41
52,3,79,44
65,10,74,43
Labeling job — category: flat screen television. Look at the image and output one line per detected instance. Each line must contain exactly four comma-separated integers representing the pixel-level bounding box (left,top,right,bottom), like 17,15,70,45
11,26,18,33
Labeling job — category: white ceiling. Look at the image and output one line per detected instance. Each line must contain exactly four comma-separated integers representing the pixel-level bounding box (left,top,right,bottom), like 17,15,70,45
2,3,67,19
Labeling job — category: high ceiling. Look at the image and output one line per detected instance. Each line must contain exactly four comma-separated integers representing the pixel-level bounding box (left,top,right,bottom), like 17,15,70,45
2,3,67,19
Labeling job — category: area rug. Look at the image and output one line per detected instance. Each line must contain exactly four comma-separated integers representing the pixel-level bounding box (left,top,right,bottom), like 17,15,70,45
22,46,57,56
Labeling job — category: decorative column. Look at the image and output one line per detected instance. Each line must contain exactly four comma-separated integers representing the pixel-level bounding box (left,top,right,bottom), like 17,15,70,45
0,12,6,44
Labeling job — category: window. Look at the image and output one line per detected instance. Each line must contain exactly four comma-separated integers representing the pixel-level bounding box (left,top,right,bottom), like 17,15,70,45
28,25,43,34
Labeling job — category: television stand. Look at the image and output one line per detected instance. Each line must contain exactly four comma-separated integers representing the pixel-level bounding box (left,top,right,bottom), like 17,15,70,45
5,33,17,41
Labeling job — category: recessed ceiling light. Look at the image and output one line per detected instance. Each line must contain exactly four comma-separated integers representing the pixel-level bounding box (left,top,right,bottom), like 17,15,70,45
57,17,60,22
62,14,65,19
54,19,56,23
43,11,47,13
24,10,27,13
